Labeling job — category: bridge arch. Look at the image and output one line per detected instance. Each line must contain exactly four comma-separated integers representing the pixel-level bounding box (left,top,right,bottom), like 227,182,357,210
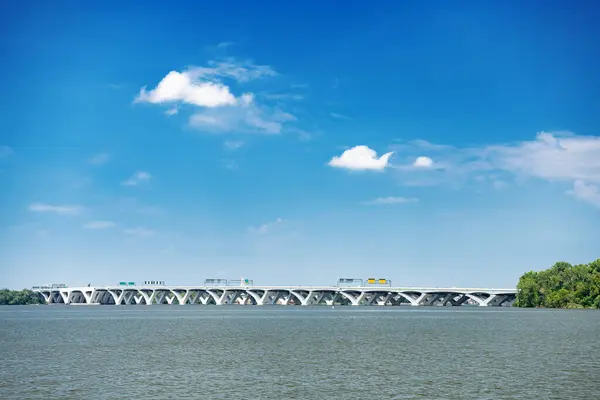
338,291,361,305
394,291,419,305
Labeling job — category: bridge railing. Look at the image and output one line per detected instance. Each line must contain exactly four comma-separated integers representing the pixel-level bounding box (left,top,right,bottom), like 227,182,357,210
32,284,67,290
228,279,254,286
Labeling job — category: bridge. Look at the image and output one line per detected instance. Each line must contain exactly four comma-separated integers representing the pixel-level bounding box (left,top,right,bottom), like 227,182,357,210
32,283,517,307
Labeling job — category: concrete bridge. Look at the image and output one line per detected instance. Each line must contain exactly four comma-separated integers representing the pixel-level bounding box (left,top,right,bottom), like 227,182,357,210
32,284,517,307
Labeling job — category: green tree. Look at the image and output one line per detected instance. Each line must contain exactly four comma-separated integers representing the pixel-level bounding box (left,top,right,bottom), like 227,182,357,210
0,289,45,305
516,259,600,309
515,271,541,307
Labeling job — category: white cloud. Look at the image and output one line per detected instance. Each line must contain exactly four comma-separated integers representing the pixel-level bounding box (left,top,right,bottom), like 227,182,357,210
136,58,301,136
29,203,84,215
190,101,294,134
224,140,244,150
413,156,433,168
83,221,116,230
567,180,600,208
121,171,152,186
124,227,155,237
249,217,284,235
328,146,393,171
483,132,600,183
89,153,110,165
0,146,14,157
390,131,600,204
188,59,277,83
135,60,277,109
135,70,237,108
362,197,419,206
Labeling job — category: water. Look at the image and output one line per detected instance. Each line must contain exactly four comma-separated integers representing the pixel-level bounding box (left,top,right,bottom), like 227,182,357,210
0,306,599,399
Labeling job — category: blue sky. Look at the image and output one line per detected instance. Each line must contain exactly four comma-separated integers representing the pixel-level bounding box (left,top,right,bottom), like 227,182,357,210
1,0,599,289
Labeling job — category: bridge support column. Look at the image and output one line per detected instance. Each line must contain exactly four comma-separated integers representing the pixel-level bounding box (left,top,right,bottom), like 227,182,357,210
440,293,454,306
258,290,273,305
186,290,200,305
365,293,381,306
309,291,326,306
482,294,497,307
325,292,340,305
423,293,443,306
380,292,393,306
171,290,189,305
413,293,427,306
164,292,176,304
197,291,213,305
59,290,70,304
39,291,51,304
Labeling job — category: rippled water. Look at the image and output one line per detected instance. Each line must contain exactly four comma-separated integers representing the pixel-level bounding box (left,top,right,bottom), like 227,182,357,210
1,306,599,399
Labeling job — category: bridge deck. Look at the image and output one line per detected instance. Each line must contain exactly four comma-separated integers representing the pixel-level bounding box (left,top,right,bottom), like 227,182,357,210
33,285,517,307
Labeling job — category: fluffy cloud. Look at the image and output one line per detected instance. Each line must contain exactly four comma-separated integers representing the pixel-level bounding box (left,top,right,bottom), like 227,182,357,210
89,153,110,165
29,203,84,215
413,156,433,168
83,221,116,229
328,146,393,171
121,171,152,186
135,70,238,108
362,197,418,205
135,58,301,135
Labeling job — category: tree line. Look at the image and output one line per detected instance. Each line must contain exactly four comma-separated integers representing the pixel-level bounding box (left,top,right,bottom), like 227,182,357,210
0,289,45,305
516,259,600,309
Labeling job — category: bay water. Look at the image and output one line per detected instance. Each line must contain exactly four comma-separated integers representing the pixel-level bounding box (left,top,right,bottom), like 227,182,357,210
1,306,599,399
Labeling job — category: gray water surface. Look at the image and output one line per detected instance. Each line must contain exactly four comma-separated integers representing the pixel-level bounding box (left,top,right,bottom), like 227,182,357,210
1,306,599,399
